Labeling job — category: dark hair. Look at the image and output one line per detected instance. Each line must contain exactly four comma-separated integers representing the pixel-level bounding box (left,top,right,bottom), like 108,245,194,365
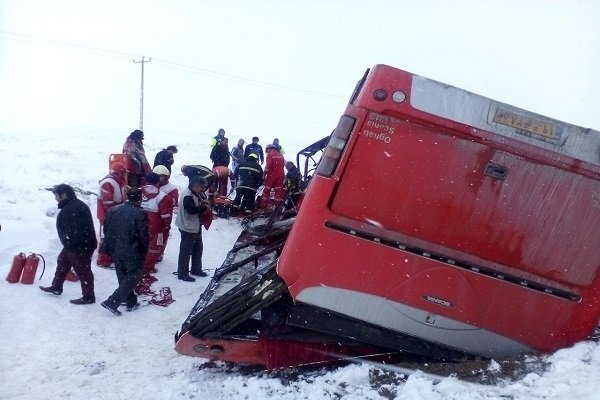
145,172,160,185
130,129,144,140
218,128,225,135
126,187,143,203
52,184,76,199
166,145,178,152
252,136,259,142
189,176,207,189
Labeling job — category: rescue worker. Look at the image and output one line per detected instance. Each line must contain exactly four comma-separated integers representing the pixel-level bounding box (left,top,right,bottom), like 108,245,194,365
233,153,263,213
181,164,217,205
175,176,212,281
244,136,264,164
230,138,245,173
96,162,127,268
284,161,302,208
284,161,302,193
210,137,231,196
123,129,151,188
100,188,149,316
40,184,97,305
140,173,172,274
153,145,178,173
209,128,226,148
153,165,178,259
260,144,285,208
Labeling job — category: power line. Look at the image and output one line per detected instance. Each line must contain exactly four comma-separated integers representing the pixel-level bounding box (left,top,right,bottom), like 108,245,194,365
151,58,345,99
0,30,346,99
0,30,139,59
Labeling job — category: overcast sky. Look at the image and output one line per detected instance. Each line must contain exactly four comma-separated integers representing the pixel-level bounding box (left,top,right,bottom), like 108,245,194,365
1,0,599,140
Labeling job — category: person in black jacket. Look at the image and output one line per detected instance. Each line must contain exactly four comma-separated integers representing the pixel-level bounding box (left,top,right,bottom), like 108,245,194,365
181,164,217,206
210,138,231,196
40,184,98,304
284,161,303,208
244,136,264,164
100,188,149,315
153,145,178,172
233,153,263,212
210,137,231,168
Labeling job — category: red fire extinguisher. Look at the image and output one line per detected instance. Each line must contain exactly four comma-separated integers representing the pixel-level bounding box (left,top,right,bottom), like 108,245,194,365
20,253,46,285
6,252,27,283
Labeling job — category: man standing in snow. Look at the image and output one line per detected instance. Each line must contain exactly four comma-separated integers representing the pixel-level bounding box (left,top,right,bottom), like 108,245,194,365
152,165,178,261
230,138,245,173
140,172,172,274
96,162,127,268
260,144,285,209
175,176,212,281
100,188,149,316
244,136,264,164
209,128,226,148
153,145,178,173
40,184,97,305
272,138,285,155
210,137,232,196
123,129,151,188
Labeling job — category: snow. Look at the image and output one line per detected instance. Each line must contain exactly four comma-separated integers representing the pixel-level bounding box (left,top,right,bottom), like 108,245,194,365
1,129,600,400
2,1,600,397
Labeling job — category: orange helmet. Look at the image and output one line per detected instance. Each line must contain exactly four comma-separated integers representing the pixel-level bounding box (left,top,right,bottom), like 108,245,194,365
110,162,126,174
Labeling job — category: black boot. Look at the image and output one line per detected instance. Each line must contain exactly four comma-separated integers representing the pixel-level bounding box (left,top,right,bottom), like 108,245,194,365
39,286,62,295
178,275,196,282
101,300,122,316
70,296,95,305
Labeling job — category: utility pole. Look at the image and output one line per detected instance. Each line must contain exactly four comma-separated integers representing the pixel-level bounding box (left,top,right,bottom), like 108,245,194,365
133,56,151,130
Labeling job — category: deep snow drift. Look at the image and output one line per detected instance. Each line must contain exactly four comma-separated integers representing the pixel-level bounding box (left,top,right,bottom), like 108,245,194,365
1,129,600,400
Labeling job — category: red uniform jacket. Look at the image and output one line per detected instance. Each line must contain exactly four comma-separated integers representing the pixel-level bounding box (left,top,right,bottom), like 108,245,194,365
141,185,172,236
97,174,126,225
264,151,285,181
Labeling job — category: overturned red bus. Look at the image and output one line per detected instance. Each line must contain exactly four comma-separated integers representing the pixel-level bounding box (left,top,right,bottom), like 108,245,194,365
175,64,600,368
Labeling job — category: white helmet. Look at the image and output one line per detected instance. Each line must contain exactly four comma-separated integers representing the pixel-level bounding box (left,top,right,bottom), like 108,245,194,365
152,165,170,176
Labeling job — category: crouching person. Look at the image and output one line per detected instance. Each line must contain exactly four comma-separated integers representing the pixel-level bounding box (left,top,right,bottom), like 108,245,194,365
40,184,97,304
175,176,212,282
233,153,263,213
100,188,149,316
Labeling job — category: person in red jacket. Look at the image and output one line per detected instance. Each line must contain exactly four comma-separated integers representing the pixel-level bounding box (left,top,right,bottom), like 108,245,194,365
152,165,178,260
123,129,151,187
140,173,173,273
260,144,285,208
96,162,127,268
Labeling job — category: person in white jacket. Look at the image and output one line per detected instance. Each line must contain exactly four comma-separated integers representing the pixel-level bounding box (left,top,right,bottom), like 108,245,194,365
175,176,211,281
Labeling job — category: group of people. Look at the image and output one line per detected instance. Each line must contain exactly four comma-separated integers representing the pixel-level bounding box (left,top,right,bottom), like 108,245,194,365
39,128,303,316
207,129,302,213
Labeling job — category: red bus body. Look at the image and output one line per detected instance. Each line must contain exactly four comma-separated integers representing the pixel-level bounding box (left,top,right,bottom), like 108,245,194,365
278,64,600,357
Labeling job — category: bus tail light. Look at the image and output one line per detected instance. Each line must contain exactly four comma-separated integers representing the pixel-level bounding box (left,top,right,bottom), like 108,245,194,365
316,115,356,177
373,89,387,101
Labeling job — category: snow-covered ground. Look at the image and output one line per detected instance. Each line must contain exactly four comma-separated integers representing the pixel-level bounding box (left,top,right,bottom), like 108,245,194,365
2,129,600,400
